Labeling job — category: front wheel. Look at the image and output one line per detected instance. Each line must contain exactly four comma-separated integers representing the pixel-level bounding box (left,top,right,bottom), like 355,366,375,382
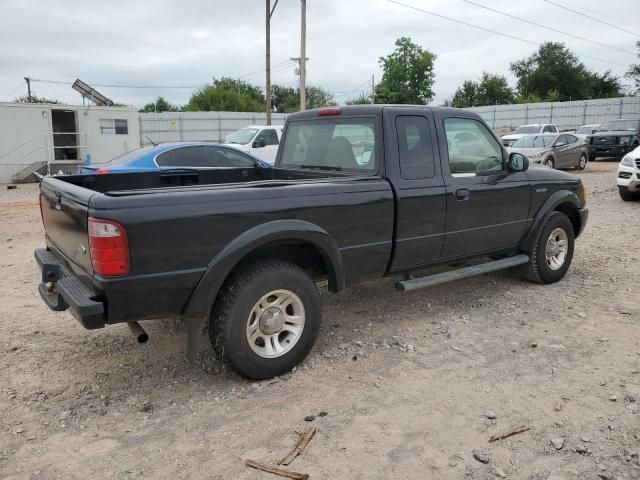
210,260,321,380
544,157,555,169
521,211,575,284
576,153,587,170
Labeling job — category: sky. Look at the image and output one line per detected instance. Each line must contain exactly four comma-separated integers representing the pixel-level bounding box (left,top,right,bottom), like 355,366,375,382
1,0,638,108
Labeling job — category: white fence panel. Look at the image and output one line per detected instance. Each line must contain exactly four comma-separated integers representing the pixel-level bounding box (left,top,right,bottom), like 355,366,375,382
139,111,287,145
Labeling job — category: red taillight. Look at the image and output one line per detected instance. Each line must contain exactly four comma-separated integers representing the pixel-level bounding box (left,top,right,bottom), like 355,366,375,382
317,107,341,116
94,167,110,174
38,193,45,228
88,218,129,277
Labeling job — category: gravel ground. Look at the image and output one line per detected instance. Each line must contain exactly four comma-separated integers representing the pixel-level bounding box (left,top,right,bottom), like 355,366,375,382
1,163,639,480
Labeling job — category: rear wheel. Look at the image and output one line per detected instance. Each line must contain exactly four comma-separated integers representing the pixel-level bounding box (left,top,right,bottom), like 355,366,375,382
521,211,575,284
210,260,321,380
576,153,587,170
544,157,555,169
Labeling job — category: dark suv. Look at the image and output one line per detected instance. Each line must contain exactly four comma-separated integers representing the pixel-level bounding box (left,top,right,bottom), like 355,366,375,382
588,119,640,161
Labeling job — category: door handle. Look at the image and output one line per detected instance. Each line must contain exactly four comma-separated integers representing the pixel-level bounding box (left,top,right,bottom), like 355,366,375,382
455,189,470,201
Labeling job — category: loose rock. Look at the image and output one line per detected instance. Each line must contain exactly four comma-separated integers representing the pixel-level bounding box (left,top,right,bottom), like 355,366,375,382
473,451,490,464
550,438,565,450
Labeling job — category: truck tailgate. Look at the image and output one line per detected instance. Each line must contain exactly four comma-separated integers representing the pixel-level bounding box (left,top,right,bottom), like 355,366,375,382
40,177,95,275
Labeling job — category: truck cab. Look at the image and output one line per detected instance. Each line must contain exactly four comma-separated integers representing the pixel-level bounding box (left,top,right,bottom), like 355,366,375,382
223,125,283,164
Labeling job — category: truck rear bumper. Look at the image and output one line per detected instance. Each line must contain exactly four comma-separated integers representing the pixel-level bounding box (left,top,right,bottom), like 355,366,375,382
35,248,105,329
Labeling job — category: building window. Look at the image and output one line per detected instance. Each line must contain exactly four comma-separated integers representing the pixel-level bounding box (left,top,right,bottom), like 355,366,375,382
100,119,128,135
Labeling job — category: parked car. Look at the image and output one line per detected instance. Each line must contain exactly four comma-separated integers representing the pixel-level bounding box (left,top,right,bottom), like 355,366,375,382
79,142,270,174
574,124,600,140
617,145,640,201
508,133,588,170
35,105,588,380
223,125,284,164
588,119,640,162
500,123,559,147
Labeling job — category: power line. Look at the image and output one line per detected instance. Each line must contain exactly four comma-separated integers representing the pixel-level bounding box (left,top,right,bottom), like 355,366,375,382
462,0,636,56
3,81,26,101
386,0,628,67
544,0,640,38
551,0,638,31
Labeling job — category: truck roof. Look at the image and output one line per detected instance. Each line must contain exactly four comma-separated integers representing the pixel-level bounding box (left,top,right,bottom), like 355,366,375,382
286,104,480,121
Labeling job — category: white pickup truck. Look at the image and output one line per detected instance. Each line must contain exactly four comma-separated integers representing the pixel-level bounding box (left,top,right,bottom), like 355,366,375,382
223,125,284,164
500,123,559,147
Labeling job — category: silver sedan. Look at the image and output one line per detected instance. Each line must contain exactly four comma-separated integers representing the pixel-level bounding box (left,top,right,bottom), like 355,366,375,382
507,133,589,170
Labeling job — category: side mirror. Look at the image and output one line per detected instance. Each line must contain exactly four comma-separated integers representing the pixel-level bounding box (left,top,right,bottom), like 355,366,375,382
507,152,528,173
252,139,266,148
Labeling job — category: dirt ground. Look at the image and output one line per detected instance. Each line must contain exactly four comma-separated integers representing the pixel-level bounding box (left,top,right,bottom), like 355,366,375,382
1,162,639,480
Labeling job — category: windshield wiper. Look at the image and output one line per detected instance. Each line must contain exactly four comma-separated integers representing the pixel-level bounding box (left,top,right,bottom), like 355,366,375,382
298,164,342,171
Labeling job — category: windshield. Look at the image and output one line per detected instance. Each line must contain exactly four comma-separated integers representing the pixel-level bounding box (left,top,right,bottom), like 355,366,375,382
513,125,541,134
511,135,556,148
597,120,640,132
99,146,156,165
225,128,259,144
576,125,596,134
280,118,377,172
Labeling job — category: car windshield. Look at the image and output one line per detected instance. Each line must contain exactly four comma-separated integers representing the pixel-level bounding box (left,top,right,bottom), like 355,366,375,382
576,125,596,134
225,128,259,144
280,118,377,172
511,135,556,148
99,146,156,165
513,126,541,134
597,120,640,132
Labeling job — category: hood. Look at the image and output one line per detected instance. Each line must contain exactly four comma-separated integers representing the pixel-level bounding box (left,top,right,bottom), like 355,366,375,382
590,130,638,137
508,146,551,157
527,162,581,182
501,133,524,141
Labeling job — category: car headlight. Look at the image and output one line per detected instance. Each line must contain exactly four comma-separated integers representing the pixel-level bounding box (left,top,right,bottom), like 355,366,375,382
619,136,632,145
620,155,635,167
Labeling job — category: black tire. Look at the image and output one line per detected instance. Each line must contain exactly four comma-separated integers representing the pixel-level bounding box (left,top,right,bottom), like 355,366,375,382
210,260,321,380
521,211,575,284
588,154,596,162
544,156,555,169
576,153,587,170
619,186,640,201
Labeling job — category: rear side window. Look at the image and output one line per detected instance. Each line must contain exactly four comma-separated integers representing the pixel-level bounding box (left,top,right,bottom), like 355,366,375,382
208,146,256,167
396,116,434,179
156,146,211,167
281,118,377,171
565,134,578,144
543,125,556,133
255,129,279,146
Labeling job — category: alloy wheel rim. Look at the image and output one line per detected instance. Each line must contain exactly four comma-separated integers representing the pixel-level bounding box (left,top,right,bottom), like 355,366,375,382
545,227,568,271
579,155,587,168
246,289,305,358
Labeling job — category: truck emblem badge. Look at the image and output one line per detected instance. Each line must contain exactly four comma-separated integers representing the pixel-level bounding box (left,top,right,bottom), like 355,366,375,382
536,188,548,193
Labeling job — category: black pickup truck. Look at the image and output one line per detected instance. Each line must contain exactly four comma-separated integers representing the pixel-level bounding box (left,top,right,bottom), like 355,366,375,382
588,118,640,161
36,105,588,379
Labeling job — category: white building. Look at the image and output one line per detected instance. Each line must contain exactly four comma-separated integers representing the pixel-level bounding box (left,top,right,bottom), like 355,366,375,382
0,102,140,183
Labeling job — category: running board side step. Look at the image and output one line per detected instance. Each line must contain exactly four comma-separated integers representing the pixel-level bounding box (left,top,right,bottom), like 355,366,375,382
395,254,530,292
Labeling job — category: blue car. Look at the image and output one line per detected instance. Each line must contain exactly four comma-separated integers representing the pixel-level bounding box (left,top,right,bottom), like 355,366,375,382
80,142,271,174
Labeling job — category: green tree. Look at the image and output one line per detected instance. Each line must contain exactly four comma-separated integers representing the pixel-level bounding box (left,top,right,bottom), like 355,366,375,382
305,86,336,108
625,41,640,94
140,96,180,113
185,78,265,112
345,92,373,105
510,42,622,101
14,94,61,104
375,37,436,104
271,84,298,113
448,73,514,108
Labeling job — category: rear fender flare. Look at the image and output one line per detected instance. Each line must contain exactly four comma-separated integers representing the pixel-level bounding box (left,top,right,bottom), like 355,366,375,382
182,219,344,320
520,190,581,253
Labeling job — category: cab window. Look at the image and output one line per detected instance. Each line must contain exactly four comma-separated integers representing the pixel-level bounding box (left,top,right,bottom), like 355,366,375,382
443,118,503,175
396,116,435,179
255,129,279,146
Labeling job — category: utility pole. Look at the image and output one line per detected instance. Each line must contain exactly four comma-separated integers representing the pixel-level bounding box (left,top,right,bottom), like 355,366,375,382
24,77,32,102
371,74,375,104
299,0,306,111
265,0,278,125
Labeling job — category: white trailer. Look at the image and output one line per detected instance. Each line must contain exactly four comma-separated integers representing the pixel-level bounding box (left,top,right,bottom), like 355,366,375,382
0,102,139,183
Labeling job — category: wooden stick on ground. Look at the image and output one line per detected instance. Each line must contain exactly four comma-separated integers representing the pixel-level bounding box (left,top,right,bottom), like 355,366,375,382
245,459,309,480
279,426,317,466
488,426,530,443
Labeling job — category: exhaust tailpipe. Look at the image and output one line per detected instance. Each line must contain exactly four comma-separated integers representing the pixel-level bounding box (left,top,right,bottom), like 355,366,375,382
127,321,149,344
